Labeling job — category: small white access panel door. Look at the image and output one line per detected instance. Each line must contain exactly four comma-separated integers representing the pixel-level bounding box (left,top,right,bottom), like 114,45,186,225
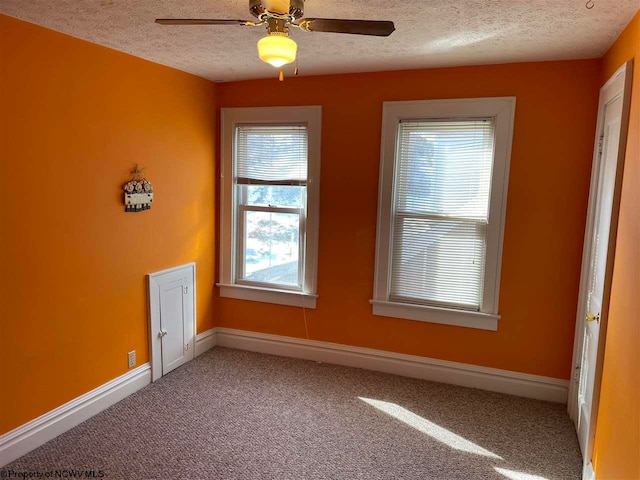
159,279,191,374
149,263,196,382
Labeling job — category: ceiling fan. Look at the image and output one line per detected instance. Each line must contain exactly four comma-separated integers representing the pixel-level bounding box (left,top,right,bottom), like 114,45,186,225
156,0,395,69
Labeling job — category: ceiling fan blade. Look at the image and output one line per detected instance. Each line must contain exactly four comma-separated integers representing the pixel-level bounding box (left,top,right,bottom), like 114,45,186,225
155,19,251,26
299,19,395,36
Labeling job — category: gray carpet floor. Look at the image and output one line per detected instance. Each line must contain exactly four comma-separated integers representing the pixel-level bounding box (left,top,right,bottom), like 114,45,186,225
6,347,582,479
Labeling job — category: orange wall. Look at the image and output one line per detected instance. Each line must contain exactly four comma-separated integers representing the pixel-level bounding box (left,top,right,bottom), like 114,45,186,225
0,15,216,434
216,59,601,380
593,10,640,480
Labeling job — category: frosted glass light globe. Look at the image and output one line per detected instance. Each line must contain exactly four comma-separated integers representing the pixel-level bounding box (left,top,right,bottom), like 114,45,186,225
257,34,297,68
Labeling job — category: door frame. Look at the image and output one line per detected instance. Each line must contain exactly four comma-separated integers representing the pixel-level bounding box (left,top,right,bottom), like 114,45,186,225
567,60,633,476
148,262,197,382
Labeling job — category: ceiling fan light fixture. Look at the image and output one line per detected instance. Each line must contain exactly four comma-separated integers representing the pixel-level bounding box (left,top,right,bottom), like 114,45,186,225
257,32,297,68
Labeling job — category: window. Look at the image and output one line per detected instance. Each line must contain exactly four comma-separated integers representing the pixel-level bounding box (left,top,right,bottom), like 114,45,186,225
219,106,321,308
371,98,515,330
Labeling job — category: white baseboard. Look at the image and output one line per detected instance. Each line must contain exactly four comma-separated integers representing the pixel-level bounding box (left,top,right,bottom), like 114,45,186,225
1,327,570,466
583,461,596,480
0,363,151,467
214,327,569,403
195,328,216,357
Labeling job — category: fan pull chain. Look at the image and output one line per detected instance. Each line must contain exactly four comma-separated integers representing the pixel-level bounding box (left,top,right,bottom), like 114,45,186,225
294,57,299,76
279,70,284,81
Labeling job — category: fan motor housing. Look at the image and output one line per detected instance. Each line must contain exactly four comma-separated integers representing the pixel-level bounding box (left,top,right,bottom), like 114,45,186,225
250,0,304,19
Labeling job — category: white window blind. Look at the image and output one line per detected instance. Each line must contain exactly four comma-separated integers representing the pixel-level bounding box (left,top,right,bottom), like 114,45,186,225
236,125,308,185
390,119,496,311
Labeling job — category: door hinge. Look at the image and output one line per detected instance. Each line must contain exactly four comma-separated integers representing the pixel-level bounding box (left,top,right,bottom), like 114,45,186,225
183,285,188,295
598,135,604,155
184,344,189,351
574,364,581,383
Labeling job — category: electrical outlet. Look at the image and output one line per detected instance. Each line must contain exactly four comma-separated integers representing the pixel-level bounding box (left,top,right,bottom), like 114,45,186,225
127,350,136,369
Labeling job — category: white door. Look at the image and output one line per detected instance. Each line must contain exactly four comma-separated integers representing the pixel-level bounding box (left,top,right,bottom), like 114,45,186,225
576,91,622,453
160,278,192,374
148,263,196,381
569,61,633,470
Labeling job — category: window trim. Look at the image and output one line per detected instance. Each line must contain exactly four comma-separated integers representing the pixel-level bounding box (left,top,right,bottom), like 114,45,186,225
219,106,322,309
371,97,516,331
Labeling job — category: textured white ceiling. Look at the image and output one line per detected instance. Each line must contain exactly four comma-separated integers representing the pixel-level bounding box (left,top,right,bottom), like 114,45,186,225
1,1,638,82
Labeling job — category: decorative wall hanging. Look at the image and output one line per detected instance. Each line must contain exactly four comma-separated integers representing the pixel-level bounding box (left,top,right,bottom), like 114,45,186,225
123,165,154,212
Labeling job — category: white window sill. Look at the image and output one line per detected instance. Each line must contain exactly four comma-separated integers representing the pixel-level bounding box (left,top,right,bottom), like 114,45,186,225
218,283,317,309
369,300,499,331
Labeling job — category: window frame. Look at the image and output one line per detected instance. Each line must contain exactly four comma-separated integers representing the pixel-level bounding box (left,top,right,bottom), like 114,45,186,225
219,106,322,309
371,97,516,331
